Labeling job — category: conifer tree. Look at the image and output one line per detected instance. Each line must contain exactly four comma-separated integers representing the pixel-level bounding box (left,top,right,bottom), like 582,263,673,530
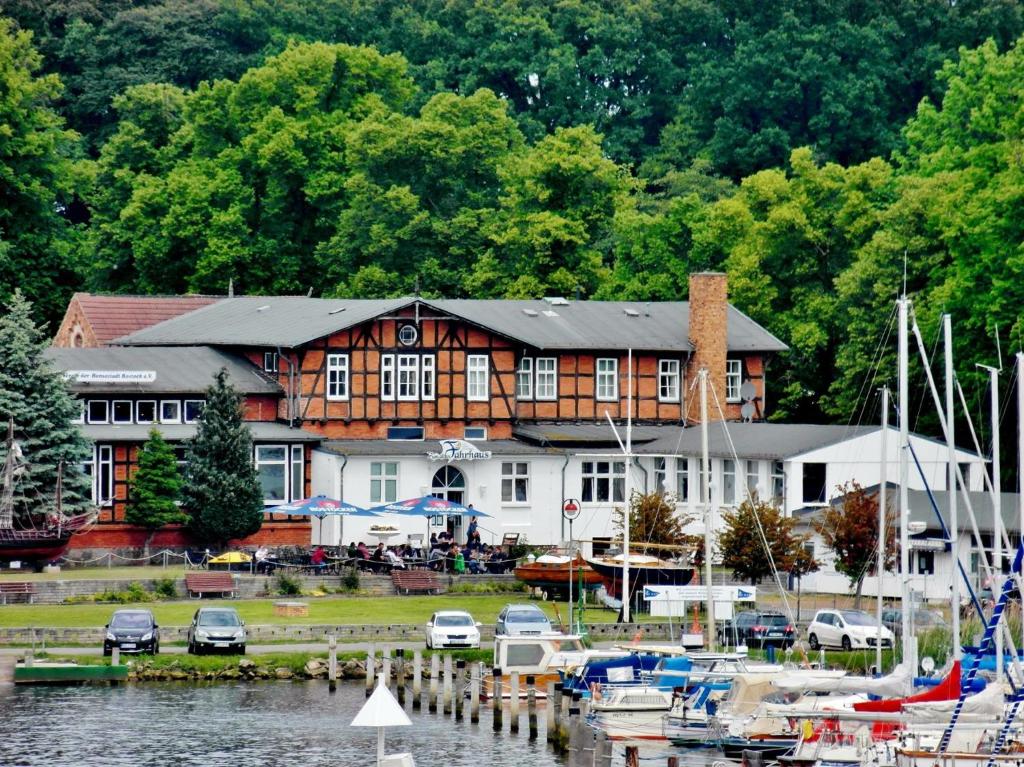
182,369,263,547
127,428,186,555
0,291,92,516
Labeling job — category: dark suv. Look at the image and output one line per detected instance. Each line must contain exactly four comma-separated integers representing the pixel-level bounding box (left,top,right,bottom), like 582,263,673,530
103,609,159,655
719,610,795,648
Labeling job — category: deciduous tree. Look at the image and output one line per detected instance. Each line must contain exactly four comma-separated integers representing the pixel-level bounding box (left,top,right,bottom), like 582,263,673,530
718,498,803,585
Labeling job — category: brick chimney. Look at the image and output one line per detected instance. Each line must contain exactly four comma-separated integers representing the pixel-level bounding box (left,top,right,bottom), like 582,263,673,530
688,272,728,420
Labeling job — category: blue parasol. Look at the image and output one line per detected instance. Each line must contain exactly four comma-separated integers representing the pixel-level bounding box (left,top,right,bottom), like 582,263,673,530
366,496,489,518
276,496,378,548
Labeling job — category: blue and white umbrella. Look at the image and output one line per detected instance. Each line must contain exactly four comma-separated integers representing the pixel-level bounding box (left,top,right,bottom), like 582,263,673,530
366,496,489,518
276,495,377,548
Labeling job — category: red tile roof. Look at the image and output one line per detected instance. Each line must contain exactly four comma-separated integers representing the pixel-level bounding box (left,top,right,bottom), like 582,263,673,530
74,293,222,343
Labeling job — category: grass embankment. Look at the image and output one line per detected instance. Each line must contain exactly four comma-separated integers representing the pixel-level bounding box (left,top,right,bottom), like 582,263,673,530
0,565,189,582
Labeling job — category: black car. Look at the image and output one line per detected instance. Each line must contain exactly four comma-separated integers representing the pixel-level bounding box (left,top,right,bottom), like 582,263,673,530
104,609,160,655
719,610,795,648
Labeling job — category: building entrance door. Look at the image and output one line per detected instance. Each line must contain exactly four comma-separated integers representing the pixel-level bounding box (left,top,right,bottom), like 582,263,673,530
431,466,466,541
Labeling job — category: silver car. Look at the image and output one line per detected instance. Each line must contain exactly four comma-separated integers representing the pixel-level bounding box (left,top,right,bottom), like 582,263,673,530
495,604,552,636
187,607,247,655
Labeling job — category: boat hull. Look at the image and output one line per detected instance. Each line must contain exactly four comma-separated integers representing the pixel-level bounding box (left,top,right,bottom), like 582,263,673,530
0,528,74,563
585,558,694,599
514,557,603,594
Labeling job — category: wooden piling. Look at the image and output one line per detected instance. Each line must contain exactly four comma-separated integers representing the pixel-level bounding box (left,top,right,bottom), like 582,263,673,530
567,692,582,762
558,686,571,754
111,647,120,666
396,648,406,706
382,649,392,690
668,757,679,767
412,651,423,710
546,681,557,743
442,655,453,715
470,664,481,724
455,659,466,721
625,745,639,767
492,669,504,731
526,675,538,739
429,653,440,712
365,645,376,697
594,730,612,767
509,671,520,732
328,635,337,694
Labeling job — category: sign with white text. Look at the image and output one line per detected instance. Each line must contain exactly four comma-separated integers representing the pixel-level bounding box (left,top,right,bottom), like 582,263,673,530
427,439,493,462
65,370,157,384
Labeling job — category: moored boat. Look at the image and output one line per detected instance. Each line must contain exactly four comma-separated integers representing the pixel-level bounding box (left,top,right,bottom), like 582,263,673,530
584,552,694,600
514,553,603,597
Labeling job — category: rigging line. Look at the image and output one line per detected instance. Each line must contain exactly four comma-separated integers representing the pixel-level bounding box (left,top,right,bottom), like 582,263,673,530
910,307,943,429
848,302,898,433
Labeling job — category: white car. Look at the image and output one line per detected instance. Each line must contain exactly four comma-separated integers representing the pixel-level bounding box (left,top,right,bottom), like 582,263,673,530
807,609,894,651
425,610,481,649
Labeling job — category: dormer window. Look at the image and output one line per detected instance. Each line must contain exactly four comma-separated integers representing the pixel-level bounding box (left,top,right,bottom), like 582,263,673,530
263,352,279,373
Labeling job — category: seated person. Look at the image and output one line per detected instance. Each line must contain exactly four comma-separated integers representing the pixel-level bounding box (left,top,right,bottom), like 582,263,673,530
385,547,405,569
466,550,486,574
428,547,445,571
346,541,358,560
310,546,326,572
451,544,466,575
487,546,506,573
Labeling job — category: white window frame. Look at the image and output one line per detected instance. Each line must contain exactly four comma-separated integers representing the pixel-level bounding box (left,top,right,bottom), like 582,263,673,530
676,458,690,502
254,444,288,506
381,354,395,401
370,461,399,504
516,358,533,400
290,445,304,502
658,359,680,402
263,351,279,373
111,400,133,424
96,445,113,506
771,460,785,502
183,400,204,424
135,400,157,424
722,458,736,506
467,355,489,401
726,359,742,402
581,460,626,503
397,355,420,401
596,358,618,402
421,355,435,401
535,357,557,400
327,353,350,401
745,459,759,498
87,400,109,424
653,457,667,495
501,461,530,504
159,400,181,424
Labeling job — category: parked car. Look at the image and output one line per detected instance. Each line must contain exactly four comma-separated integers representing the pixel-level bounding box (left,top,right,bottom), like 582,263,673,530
425,610,482,649
881,608,946,634
103,609,159,655
807,609,894,651
187,607,246,654
718,610,795,648
495,604,552,636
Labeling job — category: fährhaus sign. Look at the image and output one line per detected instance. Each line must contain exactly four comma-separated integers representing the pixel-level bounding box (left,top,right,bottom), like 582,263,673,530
428,439,492,462
65,370,157,384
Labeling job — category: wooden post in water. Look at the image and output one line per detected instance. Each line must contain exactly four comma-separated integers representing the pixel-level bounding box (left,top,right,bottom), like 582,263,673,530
546,681,557,743
382,649,392,690
412,651,423,710
594,730,612,767
396,648,406,706
111,647,120,666
429,653,440,712
492,669,504,731
625,746,639,767
558,685,571,754
328,635,337,694
526,675,538,740
509,671,520,732
455,659,466,721
365,645,376,697
668,757,679,767
470,664,481,724
442,655,453,715
567,692,582,763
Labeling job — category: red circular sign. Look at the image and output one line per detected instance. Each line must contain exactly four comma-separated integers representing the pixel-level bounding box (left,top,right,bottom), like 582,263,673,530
562,499,581,520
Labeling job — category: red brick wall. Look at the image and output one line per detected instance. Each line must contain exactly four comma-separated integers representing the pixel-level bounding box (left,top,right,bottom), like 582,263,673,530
69,521,312,551
52,295,99,348
686,272,728,422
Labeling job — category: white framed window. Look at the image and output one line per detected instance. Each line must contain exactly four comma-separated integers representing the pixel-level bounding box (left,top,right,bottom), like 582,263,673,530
501,461,530,503
467,355,489,401
370,461,399,503
516,358,533,400
87,400,109,424
771,460,785,501
726,359,742,402
85,445,114,506
291,445,304,502
72,400,85,425
136,401,157,424
381,354,395,401
653,457,667,495
421,355,435,400
111,400,133,424
160,400,181,424
596,358,618,401
184,400,204,424
327,353,349,401
676,458,690,501
397,355,419,400
263,352,279,373
536,358,557,400
255,445,287,504
746,459,759,498
722,458,736,505
658,359,680,402
581,460,625,503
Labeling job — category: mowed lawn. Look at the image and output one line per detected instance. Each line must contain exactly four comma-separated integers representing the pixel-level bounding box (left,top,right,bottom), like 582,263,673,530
0,594,629,629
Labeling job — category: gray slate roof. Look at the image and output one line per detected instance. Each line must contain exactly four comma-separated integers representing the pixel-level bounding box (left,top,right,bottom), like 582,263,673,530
115,296,788,353
79,422,321,443
45,346,280,395
514,422,875,460
317,439,550,457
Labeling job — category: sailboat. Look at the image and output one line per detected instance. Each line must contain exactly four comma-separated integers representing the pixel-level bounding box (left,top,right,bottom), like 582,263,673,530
0,421,95,566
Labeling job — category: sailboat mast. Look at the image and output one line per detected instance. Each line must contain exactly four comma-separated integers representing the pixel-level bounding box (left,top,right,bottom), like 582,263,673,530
898,297,916,674
988,365,1002,679
621,349,633,623
877,386,888,672
700,368,715,652
946,315,961,660
1019,352,1024,657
